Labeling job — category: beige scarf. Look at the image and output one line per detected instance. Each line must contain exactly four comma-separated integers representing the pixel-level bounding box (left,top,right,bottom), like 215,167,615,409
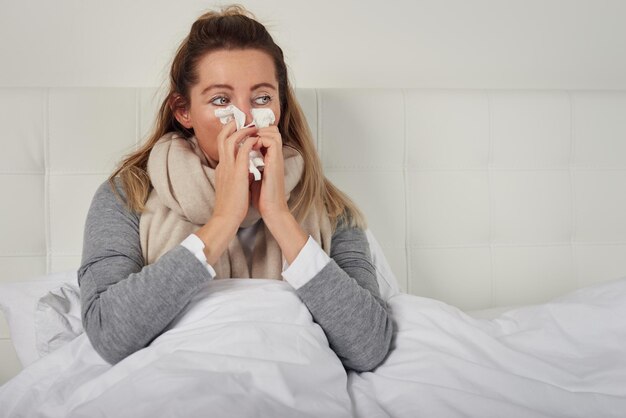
139,132,332,279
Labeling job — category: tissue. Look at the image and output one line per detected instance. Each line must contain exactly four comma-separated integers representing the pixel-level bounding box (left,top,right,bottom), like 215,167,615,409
214,105,276,181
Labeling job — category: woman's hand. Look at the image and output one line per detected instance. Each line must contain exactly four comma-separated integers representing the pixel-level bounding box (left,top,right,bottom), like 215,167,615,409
195,120,258,265
249,125,289,219
212,121,258,226
250,126,308,264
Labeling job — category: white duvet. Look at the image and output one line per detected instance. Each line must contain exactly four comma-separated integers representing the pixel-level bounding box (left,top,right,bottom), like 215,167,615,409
1,277,626,418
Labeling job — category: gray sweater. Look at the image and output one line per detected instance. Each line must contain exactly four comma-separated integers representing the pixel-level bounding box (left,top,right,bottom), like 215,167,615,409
78,179,393,372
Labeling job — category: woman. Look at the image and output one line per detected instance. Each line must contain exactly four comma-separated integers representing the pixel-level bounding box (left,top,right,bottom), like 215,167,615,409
78,5,393,372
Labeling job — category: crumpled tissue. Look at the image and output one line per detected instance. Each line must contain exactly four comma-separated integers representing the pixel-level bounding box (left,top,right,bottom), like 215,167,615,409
214,105,276,181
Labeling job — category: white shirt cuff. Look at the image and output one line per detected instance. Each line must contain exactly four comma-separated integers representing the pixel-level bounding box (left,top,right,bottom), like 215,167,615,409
282,236,331,290
180,234,216,278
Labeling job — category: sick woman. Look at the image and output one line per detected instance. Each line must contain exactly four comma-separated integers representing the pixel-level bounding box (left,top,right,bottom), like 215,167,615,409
78,5,393,372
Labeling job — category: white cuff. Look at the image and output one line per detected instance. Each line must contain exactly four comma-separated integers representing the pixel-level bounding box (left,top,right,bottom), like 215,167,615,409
282,236,331,290
180,234,217,278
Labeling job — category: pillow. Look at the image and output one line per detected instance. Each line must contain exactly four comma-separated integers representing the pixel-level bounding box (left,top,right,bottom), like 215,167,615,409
0,271,78,367
365,229,401,301
35,281,83,357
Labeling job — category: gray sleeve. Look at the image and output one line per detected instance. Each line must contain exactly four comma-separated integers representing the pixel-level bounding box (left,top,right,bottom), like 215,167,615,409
78,179,213,365
295,222,394,372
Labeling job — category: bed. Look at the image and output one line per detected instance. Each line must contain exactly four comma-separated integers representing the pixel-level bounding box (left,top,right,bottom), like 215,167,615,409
1,87,625,417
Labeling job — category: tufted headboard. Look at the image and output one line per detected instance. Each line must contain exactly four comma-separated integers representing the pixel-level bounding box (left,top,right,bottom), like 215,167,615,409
2,87,626,312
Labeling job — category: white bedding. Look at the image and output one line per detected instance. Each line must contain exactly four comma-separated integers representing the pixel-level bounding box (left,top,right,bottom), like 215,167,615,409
1,277,625,418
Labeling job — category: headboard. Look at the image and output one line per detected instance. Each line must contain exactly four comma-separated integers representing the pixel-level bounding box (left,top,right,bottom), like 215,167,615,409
2,87,626,310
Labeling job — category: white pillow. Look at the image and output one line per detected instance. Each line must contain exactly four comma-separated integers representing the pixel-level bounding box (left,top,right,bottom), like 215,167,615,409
0,271,78,367
365,229,401,301
35,281,83,357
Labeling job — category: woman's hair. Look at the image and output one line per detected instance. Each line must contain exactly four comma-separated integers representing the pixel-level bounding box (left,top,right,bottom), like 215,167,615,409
109,4,365,231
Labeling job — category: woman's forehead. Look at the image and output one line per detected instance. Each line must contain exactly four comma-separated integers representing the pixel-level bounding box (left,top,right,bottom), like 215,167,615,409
195,49,278,88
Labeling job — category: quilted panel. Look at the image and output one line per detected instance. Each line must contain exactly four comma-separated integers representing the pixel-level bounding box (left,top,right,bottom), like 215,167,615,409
491,170,572,244
490,91,571,169
408,171,490,246
50,255,83,273
576,244,626,287
493,245,576,306
405,90,490,169
0,175,45,254
574,170,626,242
410,247,492,310
0,257,46,285
0,88,46,173
572,92,626,168
318,89,404,169
294,88,318,147
48,88,137,174
325,170,405,245
138,87,164,144
49,174,109,255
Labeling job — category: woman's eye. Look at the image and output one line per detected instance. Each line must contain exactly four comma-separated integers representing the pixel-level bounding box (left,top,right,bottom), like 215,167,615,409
253,95,271,105
210,96,229,106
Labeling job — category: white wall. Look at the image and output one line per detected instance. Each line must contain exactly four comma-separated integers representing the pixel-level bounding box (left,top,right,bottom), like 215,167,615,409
1,0,625,89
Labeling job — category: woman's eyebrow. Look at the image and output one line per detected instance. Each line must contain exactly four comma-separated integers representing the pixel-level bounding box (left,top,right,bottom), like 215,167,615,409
251,82,277,91
200,82,277,96
200,84,233,96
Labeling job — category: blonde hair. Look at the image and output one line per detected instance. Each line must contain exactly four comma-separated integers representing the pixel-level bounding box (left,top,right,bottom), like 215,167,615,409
109,5,365,231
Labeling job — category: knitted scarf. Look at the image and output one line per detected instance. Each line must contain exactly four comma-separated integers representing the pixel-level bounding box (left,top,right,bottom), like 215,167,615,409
139,132,332,279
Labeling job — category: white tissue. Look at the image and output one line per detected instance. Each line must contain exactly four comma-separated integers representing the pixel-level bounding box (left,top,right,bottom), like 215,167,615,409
214,105,276,181
250,108,276,128
214,105,247,129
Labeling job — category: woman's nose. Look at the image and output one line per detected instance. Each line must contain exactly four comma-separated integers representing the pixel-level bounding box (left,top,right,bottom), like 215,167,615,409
234,102,253,126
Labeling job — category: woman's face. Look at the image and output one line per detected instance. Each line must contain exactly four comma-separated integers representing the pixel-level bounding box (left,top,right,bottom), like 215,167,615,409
177,48,281,161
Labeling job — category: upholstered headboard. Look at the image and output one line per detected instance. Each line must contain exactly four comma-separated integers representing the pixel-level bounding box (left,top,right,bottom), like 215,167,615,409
2,88,626,372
